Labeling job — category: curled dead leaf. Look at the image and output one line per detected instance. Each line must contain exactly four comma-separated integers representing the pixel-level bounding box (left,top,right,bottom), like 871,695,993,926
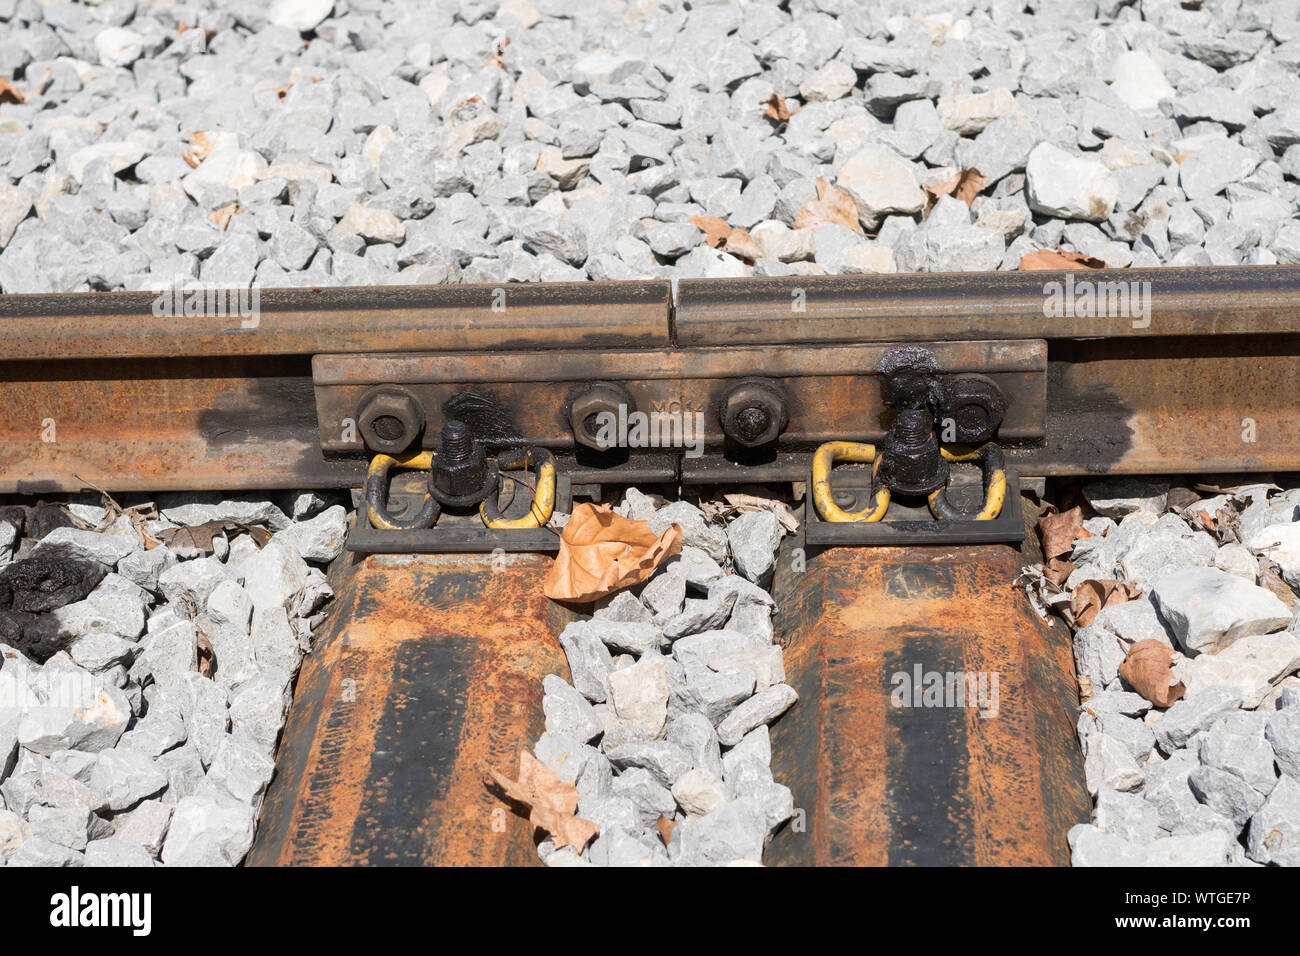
720,493,800,534
794,177,862,234
762,92,796,128
543,502,682,603
689,215,731,249
686,216,762,263
485,751,600,852
156,519,271,559
1070,578,1141,628
195,627,216,679
1259,562,1299,611
1044,556,1075,587
721,226,763,263
1018,246,1107,271
209,203,241,230
1117,638,1185,708
656,815,676,846
0,77,25,105
1037,504,1085,561
924,167,987,216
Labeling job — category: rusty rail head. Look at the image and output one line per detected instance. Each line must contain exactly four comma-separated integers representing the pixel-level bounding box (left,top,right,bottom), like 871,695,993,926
0,280,672,360
675,265,1300,346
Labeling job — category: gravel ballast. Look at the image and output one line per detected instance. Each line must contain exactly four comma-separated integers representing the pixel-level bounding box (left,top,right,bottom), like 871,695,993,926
2,1,1300,291
536,490,796,866
0,493,347,867
1039,478,1300,867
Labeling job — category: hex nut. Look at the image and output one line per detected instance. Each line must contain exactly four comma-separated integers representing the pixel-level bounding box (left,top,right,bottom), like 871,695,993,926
721,378,788,447
357,386,425,454
569,382,635,451
939,374,1006,445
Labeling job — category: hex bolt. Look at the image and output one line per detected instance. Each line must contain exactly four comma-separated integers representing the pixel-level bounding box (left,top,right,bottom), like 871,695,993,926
734,406,772,444
938,374,1006,445
721,378,788,448
874,347,950,496
877,407,949,495
569,381,635,451
356,385,425,455
428,420,497,507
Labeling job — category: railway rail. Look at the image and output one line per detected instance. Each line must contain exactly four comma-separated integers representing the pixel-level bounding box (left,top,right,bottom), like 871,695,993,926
4,264,1298,866
1,265,1297,494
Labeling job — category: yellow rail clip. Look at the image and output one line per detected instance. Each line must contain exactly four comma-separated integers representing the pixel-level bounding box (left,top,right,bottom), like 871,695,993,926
481,447,557,530
928,444,1006,521
811,441,890,523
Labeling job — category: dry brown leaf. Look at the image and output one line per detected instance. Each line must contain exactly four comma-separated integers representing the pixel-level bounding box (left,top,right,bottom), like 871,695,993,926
722,226,763,263
688,214,731,249
273,82,293,102
721,493,800,534
1117,639,1185,708
209,203,240,230
0,77,25,104
485,751,599,851
1037,504,1085,561
1018,246,1107,271
242,524,273,548
487,37,511,70
182,131,216,168
762,93,796,128
924,167,987,216
156,519,270,558
1166,487,1202,512
195,626,216,679
72,474,161,550
1195,508,1216,531
1259,562,1299,611
1193,480,1281,496
1044,556,1075,587
1070,579,1141,628
793,177,862,234
686,216,761,263
543,503,682,603
157,520,229,557
656,815,676,846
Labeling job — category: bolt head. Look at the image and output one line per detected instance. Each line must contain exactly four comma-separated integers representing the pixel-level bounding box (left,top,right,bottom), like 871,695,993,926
569,382,634,451
357,387,425,454
722,379,787,448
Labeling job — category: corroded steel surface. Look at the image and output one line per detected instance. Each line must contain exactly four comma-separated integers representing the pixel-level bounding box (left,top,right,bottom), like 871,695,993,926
312,339,1047,453
0,356,355,494
1,270,1299,491
1024,333,1300,475
248,551,572,866
766,540,1089,866
675,266,1300,345
0,280,671,359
